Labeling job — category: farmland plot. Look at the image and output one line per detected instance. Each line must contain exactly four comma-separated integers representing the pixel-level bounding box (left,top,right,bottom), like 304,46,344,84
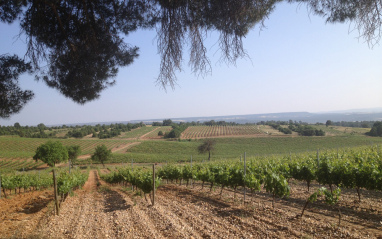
2,169,381,239
118,126,161,139
181,125,265,139
140,126,172,139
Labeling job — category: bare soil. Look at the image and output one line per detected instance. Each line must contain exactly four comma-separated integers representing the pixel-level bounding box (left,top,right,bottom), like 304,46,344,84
1,171,381,239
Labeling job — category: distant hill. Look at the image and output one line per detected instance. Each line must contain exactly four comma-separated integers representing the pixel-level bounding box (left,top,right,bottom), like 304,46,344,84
130,110,382,125
57,108,382,126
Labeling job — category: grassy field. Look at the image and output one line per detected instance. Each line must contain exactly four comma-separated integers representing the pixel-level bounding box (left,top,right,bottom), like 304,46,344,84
1,125,381,165
109,135,382,163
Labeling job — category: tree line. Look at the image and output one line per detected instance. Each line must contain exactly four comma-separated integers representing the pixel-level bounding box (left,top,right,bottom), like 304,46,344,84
65,122,145,139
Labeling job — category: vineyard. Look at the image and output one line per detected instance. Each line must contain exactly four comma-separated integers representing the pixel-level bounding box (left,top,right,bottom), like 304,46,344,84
1,128,382,238
0,159,45,173
181,125,266,139
1,146,381,238
0,168,88,199
141,126,172,139
102,145,382,205
118,126,162,139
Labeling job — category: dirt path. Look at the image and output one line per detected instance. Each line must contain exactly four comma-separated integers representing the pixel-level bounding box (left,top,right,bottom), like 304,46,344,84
38,170,160,239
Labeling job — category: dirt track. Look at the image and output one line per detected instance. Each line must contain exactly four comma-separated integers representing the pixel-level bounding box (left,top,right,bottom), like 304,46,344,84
1,170,381,238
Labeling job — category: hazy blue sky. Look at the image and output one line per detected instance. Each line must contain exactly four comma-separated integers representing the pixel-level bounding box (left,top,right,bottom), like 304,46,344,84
1,2,382,126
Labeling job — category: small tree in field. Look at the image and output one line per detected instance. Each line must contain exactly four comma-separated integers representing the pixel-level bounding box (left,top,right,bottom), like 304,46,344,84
66,145,81,168
91,145,112,167
198,139,216,161
33,141,68,167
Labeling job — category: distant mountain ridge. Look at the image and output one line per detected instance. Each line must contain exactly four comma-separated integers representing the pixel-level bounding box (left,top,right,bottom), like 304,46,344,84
56,108,382,126
131,111,382,125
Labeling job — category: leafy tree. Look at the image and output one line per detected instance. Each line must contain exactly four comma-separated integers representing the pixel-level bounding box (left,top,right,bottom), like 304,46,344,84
198,139,216,161
162,119,173,126
326,120,332,127
367,121,382,136
37,123,46,131
33,141,68,167
158,130,164,136
66,145,81,167
152,122,163,126
91,145,112,168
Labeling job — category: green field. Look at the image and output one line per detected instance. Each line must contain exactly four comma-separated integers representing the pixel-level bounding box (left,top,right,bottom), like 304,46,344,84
111,136,382,163
117,126,163,139
1,126,382,166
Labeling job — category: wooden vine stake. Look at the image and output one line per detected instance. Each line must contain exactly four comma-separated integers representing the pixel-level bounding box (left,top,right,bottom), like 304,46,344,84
316,149,320,168
0,172,2,199
53,169,60,215
243,152,246,204
190,155,193,187
152,164,155,206
131,159,134,191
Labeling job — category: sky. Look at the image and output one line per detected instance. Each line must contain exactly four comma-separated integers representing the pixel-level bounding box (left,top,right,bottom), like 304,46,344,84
1,2,382,126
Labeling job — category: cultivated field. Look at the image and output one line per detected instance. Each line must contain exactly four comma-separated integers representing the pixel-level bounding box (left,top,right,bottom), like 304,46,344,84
181,125,266,139
1,169,381,238
1,125,382,238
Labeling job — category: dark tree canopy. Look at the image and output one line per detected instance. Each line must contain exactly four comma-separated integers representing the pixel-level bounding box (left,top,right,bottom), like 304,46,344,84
0,54,34,118
367,121,382,137
1,0,381,118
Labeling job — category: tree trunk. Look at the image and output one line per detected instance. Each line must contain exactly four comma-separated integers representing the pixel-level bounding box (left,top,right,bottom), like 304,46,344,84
208,151,211,161
338,206,342,227
301,200,310,217
2,187,7,198
356,187,361,202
